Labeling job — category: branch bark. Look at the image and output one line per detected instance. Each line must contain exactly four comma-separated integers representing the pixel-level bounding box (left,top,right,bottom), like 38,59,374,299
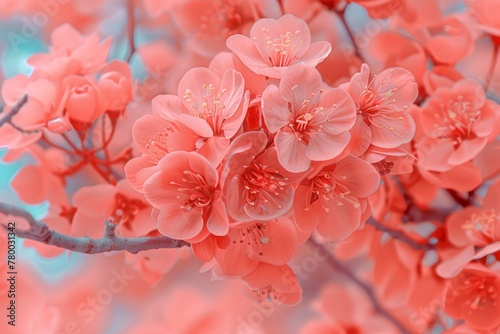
366,217,435,251
0,94,28,128
126,0,136,63
0,202,189,254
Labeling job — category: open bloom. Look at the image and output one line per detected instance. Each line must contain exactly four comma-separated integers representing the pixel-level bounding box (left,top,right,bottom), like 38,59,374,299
27,23,112,75
242,263,302,308
152,67,249,166
213,218,299,278
294,155,380,242
173,0,281,57
222,131,302,221
125,114,201,192
444,263,500,331
227,14,331,79
71,180,154,238
262,64,356,173
446,180,500,248
417,79,500,171
144,151,228,240
340,63,418,155
466,0,500,40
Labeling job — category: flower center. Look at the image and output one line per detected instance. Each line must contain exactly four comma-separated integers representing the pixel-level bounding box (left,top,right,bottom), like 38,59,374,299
357,70,407,130
305,170,360,212
145,124,177,162
183,85,227,134
199,0,245,36
452,276,498,311
433,95,481,145
170,170,214,211
243,162,286,212
462,209,497,246
287,87,324,143
232,222,271,256
114,194,149,227
256,29,304,67
252,285,279,306
373,159,395,175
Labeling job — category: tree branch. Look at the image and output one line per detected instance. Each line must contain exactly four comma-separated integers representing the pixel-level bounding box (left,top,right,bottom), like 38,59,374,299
366,217,435,251
126,0,136,63
0,202,189,254
308,238,412,334
0,94,28,128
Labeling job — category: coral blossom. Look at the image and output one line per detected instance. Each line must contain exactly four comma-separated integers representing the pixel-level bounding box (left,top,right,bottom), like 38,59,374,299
152,67,249,166
227,14,331,79
444,263,500,331
262,64,356,173
144,151,228,240
222,131,303,221
340,63,418,155
417,79,500,171
294,155,380,241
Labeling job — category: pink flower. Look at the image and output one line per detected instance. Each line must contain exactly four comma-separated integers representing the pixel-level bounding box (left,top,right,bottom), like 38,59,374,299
125,114,201,192
63,75,107,125
341,63,418,153
173,0,281,57
152,67,249,166
294,155,380,242
261,64,356,173
143,151,228,240
1,71,69,133
222,131,303,221
71,181,155,238
10,146,67,206
97,60,135,112
416,17,473,65
226,14,331,79
242,263,303,308
466,0,500,41
213,218,299,278
423,65,464,95
417,80,500,172
28,23,112,75
446,180,500,248
443,263,500,331
367,32,427,86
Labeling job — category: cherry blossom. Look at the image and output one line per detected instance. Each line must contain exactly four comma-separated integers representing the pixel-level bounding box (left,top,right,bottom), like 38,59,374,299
262,64,356,172
227,14,331,78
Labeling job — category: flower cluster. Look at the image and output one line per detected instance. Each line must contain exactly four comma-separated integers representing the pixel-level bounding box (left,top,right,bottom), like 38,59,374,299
1,24,134,148
125,13,420,306
2,0,500,332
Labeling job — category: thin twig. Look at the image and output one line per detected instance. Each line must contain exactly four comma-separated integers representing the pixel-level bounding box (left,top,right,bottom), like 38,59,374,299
445,189,470,208
485,42,499,95
0,202,189,254
391,176,415,222
366,217,435,251
0,95,28,128
308,238,412,334
126,0,136,63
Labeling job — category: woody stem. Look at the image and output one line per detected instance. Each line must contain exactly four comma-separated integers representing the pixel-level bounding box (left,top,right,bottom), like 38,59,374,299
0,202,189,254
